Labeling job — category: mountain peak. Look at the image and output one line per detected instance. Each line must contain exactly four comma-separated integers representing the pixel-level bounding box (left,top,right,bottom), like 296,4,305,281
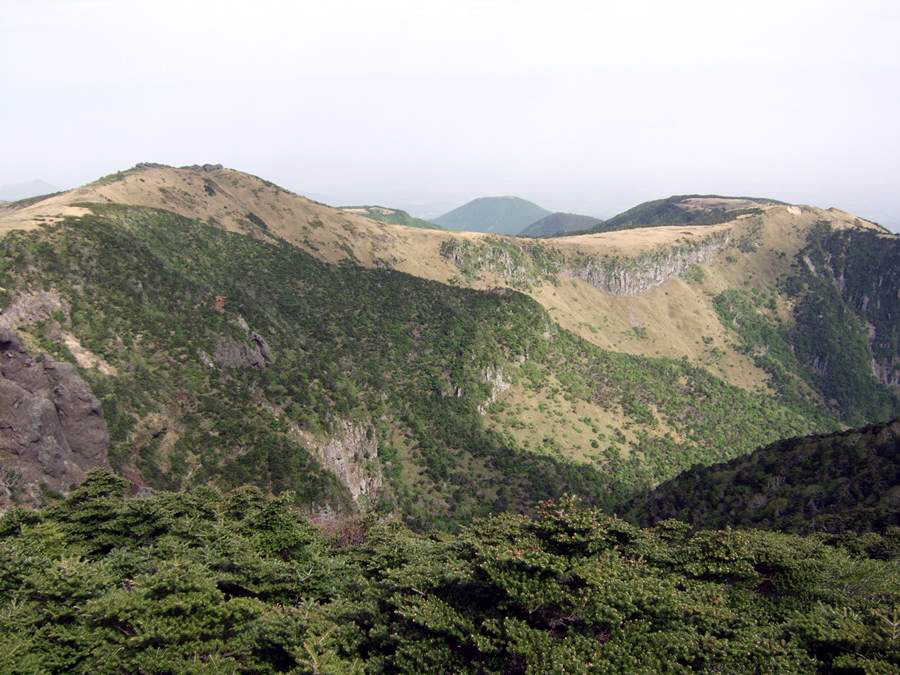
432,196,550,234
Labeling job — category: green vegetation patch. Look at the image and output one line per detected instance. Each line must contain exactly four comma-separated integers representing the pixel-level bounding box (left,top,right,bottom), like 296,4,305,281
341,205,442,230
627,418,900,535
1,477,897,673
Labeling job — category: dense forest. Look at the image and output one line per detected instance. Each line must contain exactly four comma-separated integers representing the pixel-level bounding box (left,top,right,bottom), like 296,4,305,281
627,418,900,535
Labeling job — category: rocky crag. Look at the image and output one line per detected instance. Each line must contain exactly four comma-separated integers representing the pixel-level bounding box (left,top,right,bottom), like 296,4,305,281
0,327,109,507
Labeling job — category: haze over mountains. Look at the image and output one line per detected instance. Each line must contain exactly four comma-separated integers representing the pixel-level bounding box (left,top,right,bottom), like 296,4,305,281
0,179,59,201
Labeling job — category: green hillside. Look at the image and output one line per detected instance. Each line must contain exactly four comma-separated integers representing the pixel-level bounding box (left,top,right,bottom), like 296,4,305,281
433,196,551,234
1,473,897,673
576,194,782,234
0,204,852,528
626,418,900,535
338,205,442,230
518,211,603,238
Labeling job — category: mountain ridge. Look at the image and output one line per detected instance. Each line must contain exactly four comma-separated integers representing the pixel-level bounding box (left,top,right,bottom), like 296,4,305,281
0,163,897,524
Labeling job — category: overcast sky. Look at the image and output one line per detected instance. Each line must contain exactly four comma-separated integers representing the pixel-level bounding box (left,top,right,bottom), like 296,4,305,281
3,1,899,228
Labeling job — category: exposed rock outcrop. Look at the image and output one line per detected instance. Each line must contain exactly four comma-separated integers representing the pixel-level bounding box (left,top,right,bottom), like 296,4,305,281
213,332,272,369
314,420,382,507
282,417,382,508
478,365,511,415
440,230,732,296
0,290,68,331
565,231,732,296
0,328,109,507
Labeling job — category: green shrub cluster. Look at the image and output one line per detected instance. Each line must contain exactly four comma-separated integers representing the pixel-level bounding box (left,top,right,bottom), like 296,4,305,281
1,476,897,673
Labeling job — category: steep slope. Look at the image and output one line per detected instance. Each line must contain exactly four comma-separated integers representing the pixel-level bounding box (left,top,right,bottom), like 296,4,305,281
433,196,550,234
519,211,603,237
338,204,442,230
626,418,900,535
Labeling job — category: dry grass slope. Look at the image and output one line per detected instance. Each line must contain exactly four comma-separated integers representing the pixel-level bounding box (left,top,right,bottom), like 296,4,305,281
0,164,887,395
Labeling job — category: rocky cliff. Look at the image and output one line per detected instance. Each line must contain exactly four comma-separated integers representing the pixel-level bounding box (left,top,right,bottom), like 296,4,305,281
0,291,110,508
440,229,732,295
564,230,732,295
0,328,109,507
286,418,382,509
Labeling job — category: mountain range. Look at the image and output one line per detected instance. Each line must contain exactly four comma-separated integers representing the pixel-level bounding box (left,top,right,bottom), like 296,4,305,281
1,161,896,525
1,161,899,670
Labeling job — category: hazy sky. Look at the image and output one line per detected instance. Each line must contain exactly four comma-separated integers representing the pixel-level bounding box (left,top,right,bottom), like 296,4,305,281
3,1,899,228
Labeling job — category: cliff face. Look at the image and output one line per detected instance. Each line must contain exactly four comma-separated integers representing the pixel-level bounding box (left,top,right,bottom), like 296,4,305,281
789,225,900,397
0,290,110,507
287,419,382,510
477,365,511,415
315,420,382,508
0,328,109,507
440,230,732,295
564,231,732,295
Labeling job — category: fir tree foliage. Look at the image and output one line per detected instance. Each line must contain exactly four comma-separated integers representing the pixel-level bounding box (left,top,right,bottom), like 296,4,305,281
0,475,897,673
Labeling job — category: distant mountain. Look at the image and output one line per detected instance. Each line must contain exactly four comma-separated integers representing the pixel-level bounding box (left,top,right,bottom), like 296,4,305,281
519,212,603,237
433,196,550,234
339,205,442,230
626,418,900,535
0,179,59,201
576,194,786,235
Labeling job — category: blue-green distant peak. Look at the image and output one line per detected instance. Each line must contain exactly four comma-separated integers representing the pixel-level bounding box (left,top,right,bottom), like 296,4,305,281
433,196,551,234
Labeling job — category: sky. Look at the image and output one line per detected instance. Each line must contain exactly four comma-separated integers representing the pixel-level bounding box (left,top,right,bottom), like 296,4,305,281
2,0,899,229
